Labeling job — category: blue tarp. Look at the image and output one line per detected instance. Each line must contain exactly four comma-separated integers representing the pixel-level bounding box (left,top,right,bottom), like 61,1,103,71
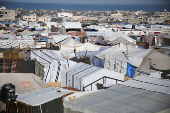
126,63,136,78
39,36,48,43
138,46,145,49
36,28,43,31
123,23,132,25
77,38,80,42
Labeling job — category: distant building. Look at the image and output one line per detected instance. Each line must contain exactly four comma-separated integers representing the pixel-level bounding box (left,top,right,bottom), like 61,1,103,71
111,12,123,21
155,11,170,17
58,12,73,18
23,14,36,22
37,16,51,22
128,18,140,24
73,16,98,21
147,16,170,24
0,6,15,22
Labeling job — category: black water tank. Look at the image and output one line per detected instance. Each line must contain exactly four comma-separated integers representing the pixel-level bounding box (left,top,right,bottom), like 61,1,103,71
2,83,16,103
132,24,135,29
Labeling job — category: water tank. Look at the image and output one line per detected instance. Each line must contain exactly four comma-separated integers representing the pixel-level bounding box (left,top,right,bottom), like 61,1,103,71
2,83,16,103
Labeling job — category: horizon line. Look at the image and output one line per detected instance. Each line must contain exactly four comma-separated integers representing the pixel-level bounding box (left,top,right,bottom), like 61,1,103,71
1,1,170,5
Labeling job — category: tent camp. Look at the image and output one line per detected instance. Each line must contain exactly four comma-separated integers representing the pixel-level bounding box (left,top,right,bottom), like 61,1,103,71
0,73,47,94
6,87,73,113
61,63,124,91
27,49,77,83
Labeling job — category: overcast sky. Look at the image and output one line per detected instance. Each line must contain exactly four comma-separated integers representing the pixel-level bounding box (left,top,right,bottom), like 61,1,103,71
1,0,170,4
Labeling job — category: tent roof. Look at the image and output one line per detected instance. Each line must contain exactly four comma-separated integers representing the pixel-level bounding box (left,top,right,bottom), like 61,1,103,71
17,87,73,106
0,73,47,94
110,36,136,46
65,85,170,113
49,34,72,44
63,22,82,29
121,75,170,94
106,33,136,44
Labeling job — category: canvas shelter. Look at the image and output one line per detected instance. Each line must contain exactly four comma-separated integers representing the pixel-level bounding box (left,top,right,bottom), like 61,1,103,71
6,87,73,113
27,49,77,83
61,62,124,91
0,73,47,94
64,85,170,113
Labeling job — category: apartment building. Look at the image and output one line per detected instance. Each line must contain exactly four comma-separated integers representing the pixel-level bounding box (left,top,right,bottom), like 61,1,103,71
23,14,36,22
0,6,15,22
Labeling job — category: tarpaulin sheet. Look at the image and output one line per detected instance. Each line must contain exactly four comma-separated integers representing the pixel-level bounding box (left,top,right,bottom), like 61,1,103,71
126,63,136,78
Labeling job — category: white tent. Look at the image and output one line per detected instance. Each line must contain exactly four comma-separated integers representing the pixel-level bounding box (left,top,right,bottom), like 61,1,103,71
106,32,136,44
27,49,77,83
95,47,149,75
60,39,101,59
61,63,124,91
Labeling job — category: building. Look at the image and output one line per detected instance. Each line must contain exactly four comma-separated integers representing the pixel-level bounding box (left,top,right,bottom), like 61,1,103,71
0,6,15,22
155,11,170,17
37,16,51,22
73,16,98,21
23,14,36,22
111,12,123,21
58,12,73,18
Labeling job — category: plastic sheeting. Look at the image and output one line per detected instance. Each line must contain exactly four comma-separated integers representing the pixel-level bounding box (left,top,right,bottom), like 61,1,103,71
126,63,136,78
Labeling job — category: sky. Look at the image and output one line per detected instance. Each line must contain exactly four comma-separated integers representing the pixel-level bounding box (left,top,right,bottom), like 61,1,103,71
1,0,170,4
